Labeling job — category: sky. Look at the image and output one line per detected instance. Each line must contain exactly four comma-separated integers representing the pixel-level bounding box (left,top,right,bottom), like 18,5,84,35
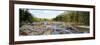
28,9,65,19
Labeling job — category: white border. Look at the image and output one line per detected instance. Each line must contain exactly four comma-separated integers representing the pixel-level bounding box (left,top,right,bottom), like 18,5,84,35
14,4,93,41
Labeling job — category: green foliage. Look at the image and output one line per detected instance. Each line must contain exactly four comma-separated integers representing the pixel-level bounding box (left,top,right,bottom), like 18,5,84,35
19,9,51,27
53,11,90,26
19,9,33,27
34,18,50,22
19,9,90,27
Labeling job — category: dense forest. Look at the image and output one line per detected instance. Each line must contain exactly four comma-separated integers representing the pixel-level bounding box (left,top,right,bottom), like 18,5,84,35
53,11,90,26
19,9,50,27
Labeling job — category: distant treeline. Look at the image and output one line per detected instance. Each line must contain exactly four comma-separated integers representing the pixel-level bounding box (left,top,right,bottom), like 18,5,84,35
53,11,90,26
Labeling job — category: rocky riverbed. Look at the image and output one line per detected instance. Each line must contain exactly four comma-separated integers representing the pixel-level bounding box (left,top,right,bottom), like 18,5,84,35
19,22,89,36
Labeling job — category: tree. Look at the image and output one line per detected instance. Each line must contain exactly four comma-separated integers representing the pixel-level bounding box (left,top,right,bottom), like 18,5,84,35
19,9,33,27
